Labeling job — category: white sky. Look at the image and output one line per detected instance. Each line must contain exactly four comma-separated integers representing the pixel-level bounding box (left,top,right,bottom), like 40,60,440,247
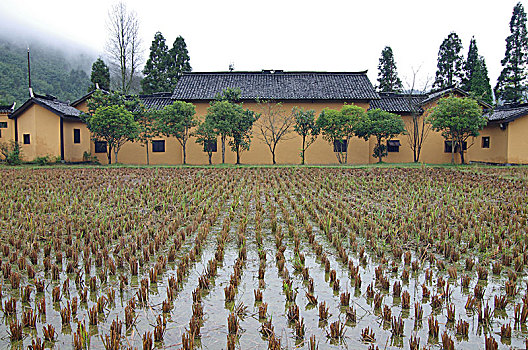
0,0,523,91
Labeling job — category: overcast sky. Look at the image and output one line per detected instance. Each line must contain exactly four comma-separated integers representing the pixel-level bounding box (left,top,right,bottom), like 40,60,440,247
0,0,523,91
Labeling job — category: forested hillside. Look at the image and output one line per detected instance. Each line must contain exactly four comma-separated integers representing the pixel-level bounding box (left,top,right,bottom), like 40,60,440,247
0,38,93,106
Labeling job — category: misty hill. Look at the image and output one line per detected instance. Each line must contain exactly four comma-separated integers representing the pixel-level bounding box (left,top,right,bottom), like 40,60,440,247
0,38,94,106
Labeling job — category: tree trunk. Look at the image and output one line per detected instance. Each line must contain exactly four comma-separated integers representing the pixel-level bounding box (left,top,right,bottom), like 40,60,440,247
459,147,465,164
107,145,112,164
221,134,226,164
145,141,150,165
208,152,212,165
114,149,119,164
272,148,276,165
301,136,306,165
236,145,240,165
182,144,187,165
451,141,455,164
377,137,382,163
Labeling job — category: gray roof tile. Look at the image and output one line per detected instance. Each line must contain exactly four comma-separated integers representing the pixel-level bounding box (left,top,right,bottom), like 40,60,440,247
139,93,174,111
369,93,427,113
172,71,380,101
34,96,81,118
485,104,528,122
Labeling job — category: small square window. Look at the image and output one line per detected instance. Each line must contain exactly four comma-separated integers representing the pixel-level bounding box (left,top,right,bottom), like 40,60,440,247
73,129,81,144
95,141,107,153
333,140,348,153
387,140,401,152
23,134,30,145
204,140,217,152
152,140,165,153
482,136,490,148
0,122,7,128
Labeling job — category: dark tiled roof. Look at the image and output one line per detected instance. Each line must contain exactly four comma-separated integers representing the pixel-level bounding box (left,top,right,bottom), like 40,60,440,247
10,94,81,120
172,71,380,101
485,103,528,122
34,95,81,118
139,93,174,111
0,104,14,113
369,93,427,113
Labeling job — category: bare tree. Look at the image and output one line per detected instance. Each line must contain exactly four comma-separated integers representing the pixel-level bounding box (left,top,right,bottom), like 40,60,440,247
255,101,295,164
105,2,143,94
403,67,432,163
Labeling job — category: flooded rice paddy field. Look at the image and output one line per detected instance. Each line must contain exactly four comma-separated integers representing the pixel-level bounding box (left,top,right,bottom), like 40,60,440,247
0,167,527,349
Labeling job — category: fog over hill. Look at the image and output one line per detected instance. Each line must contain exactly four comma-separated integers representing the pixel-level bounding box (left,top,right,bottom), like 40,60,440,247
0,18,97,106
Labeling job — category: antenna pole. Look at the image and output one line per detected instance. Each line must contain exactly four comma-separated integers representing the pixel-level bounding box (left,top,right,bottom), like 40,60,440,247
27,48,31,89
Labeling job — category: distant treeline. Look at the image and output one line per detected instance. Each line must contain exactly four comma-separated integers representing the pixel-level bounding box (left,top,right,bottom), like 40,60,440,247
0,38,92,106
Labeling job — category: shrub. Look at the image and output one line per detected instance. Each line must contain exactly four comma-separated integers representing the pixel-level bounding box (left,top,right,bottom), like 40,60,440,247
0,141,22,165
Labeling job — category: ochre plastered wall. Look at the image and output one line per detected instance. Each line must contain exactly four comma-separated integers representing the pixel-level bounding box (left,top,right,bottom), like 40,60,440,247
0,112,14,142
468,123,509,164
63,120,91,162
184,100,371,165
17,105,60,161
506,115,528,164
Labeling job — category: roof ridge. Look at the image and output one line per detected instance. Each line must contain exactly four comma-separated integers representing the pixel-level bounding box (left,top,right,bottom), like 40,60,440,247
182,70,369,75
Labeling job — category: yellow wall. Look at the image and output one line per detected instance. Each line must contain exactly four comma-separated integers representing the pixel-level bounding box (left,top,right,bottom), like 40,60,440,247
63,120,91,162
92,136,183,165
16,105,60,161
15,94,522,165
0,112,14,142
185,101,371,165
506,115,528,164
468,123,509,164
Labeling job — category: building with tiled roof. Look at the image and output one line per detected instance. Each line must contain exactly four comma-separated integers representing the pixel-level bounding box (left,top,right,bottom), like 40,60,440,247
5,70,527,165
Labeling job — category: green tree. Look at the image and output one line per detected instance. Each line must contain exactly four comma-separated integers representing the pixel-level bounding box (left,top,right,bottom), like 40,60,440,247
377,46,403,92
356,109,406,163
141,32,170,94
156,101,196,164
433,32,464,90
192,120,217,165
495,2,528,104
317,104,365,164
292,107,319,165
84,105,140,164
135,106,158,165
427,96,486,164
84,90,141,117
89,58,110,91
462,37,493,105
167,36,191,89
205,88,241,163
229,108,259,164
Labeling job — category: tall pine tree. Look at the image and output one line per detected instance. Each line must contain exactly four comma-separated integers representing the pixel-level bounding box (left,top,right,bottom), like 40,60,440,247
377,46,403,92
462,37,493,105
167,36,191,90
141,32,171,94
433,32,464,90
495,2,528,105
89,58,110,92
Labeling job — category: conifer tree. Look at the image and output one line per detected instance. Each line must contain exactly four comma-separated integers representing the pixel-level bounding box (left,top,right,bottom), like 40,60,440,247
89,58,110,91
462,37,493,105
377,46,403,92
141,32,170,94
495,2,528,105
433,32,464,90
167,36,192,90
